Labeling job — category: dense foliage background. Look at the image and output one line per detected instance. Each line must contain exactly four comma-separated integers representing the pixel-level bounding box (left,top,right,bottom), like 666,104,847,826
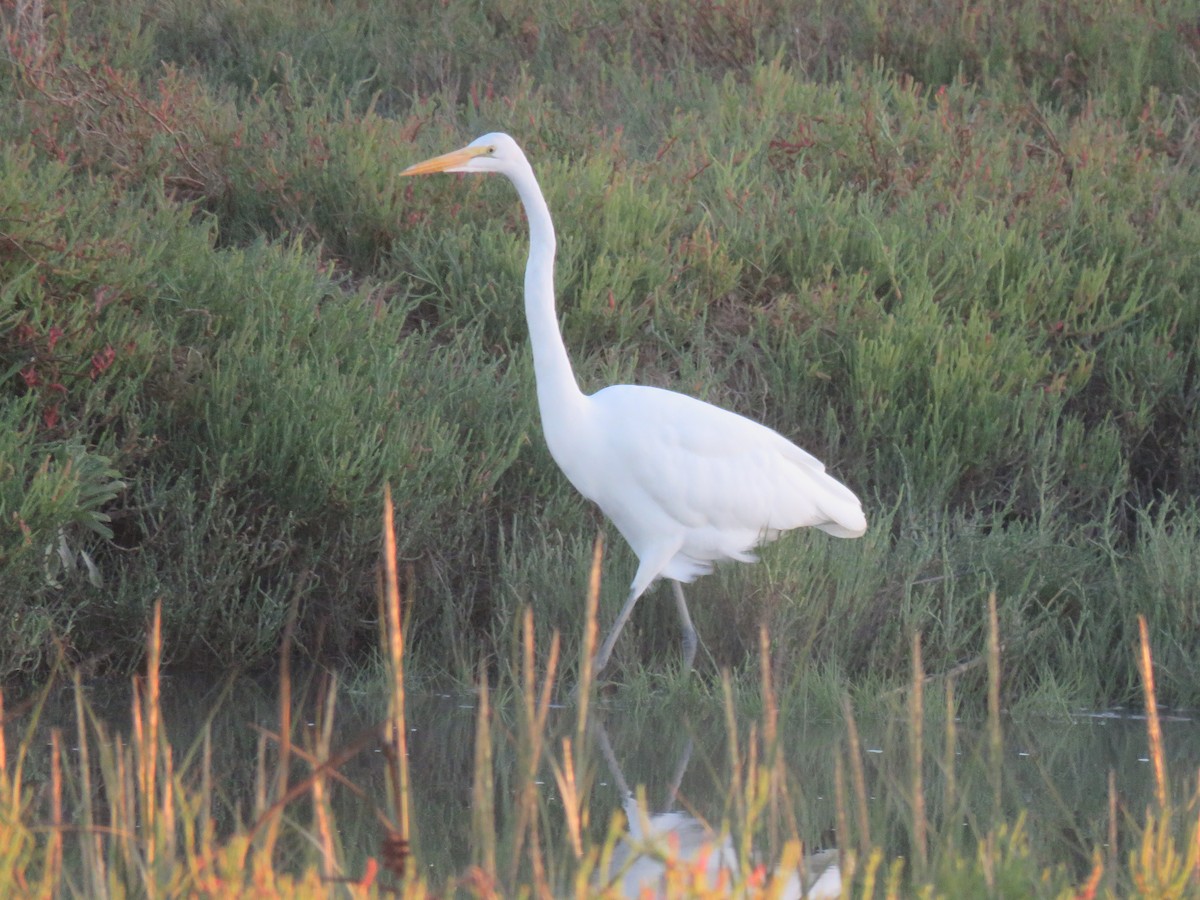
1,0,1197,706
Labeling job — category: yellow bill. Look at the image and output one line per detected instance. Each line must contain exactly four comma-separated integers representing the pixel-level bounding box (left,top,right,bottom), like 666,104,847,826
400,144,489,177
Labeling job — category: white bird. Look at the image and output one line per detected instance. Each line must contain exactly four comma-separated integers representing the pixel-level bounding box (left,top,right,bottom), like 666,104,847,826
611,798,842,900
401,133,866,676
593,718,843,899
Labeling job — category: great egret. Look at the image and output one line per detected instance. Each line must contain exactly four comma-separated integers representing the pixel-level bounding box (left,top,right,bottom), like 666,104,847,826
401,133,866,676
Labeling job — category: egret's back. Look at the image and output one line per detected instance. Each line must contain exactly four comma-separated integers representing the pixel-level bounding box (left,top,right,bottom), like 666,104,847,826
544,384,865,587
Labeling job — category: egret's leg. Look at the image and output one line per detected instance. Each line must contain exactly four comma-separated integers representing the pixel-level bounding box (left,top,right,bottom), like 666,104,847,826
671,580,698,670
592,584,644,677
592,545,679,679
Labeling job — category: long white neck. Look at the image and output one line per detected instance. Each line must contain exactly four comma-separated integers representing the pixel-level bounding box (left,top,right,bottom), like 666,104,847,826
508,163,586,430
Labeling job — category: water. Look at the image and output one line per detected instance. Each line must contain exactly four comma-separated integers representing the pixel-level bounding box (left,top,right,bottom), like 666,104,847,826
11,674,1199,893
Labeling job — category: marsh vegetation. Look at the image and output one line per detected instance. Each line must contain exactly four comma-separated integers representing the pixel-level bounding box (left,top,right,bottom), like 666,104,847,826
1,530,1197,897
2,0,1199,705
2,0,1200,892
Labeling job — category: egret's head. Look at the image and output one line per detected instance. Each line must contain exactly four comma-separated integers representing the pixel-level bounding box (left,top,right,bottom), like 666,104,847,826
400,132,525,178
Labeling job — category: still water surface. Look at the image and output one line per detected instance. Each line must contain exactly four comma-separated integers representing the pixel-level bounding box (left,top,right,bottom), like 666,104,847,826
17,674,1200,893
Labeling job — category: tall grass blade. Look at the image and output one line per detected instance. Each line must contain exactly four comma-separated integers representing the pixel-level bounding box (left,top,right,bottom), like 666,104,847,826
759,625,794,857
510,605,559,897
312,674,339,879
986,591,1003,812
833,754,853,885
943,676,957,822
44,727,62,898
721,668,745,829
73,671,104,896
382,482,413,882
471,665,496,880
1136,614,1168,811
841,693,872,852
136,598,162,877
576,531,603,731
262,580,302,862
909,630,927,874
1108,767,1118,880
552,736,584,859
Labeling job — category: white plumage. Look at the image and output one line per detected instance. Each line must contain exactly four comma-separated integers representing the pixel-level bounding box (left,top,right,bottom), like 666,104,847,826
402,133,865,676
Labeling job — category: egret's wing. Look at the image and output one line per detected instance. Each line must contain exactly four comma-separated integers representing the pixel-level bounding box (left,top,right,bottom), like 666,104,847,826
590,385,865,543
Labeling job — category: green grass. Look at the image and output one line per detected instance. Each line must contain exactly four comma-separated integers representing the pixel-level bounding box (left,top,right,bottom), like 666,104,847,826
0,550,1196,897
1,0,1199,706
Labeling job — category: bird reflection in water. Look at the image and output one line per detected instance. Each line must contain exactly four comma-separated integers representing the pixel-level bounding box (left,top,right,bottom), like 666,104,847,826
592,718,841,899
